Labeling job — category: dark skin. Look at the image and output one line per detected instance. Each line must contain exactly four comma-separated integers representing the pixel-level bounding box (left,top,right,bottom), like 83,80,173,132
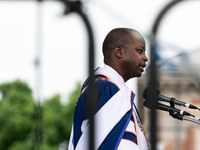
104,31,148,82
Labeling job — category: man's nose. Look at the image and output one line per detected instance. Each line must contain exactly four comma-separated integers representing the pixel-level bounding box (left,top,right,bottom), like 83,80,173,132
143,54,148,62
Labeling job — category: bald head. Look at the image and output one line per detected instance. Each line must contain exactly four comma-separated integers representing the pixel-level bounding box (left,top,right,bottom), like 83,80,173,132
102,28,148,81
102,28,144,64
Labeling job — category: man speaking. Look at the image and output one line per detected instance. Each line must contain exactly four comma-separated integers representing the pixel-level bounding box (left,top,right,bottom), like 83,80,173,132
68,28,149,150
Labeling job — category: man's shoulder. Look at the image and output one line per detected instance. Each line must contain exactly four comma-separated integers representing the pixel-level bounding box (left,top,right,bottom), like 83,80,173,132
81,75,119,93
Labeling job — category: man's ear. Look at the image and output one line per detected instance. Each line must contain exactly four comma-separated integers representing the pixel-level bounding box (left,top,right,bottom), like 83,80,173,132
114,45,124,58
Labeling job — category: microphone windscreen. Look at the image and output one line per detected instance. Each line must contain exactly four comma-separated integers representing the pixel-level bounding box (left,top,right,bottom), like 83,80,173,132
143,86,160,100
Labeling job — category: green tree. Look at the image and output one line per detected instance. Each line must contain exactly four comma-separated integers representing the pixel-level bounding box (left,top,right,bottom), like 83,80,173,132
0,80,34,150
42,94,64,147
41,81,81,149
0,80,81,150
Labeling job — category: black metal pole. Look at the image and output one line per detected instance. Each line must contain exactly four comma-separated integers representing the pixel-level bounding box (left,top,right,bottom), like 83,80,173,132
63,1,95,150
77,5,96,150
149,0,183,150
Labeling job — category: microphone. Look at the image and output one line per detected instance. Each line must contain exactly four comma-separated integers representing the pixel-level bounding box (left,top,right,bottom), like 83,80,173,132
143,100,194,117
143,86,200,110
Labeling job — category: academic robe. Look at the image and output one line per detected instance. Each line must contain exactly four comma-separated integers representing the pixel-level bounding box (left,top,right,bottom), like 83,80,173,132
68,65,148,150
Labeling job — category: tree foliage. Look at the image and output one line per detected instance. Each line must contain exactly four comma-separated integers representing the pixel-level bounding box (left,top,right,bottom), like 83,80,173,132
0,80,81,150
0,80,34,150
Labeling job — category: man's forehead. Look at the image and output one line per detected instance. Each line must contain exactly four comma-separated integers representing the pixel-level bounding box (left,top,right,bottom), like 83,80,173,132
131,31,143,39
130,32,145,44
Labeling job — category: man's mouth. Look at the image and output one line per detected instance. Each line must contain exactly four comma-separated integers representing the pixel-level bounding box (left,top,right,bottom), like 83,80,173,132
139,66,144,72
139,64,146,72
140,64,146,68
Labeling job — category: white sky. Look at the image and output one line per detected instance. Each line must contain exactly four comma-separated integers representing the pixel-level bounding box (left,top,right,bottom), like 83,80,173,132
0,0,200,103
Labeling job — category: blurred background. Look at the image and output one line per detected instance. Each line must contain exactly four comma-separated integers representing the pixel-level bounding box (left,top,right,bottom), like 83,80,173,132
0,0,200,150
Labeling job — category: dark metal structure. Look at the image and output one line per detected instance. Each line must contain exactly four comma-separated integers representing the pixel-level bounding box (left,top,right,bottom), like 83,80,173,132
149,0,184,150
56,1,96,150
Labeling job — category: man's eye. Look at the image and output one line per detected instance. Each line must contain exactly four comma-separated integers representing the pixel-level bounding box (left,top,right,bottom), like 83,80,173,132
138,49,143,54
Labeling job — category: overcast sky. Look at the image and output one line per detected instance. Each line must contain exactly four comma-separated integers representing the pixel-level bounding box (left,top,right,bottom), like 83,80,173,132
0,0,200,103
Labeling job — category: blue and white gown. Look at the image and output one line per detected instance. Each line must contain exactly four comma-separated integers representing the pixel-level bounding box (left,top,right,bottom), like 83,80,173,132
68,65,148,150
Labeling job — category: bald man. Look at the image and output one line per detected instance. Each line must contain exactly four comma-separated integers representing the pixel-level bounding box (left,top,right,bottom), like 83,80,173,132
69,28,149,150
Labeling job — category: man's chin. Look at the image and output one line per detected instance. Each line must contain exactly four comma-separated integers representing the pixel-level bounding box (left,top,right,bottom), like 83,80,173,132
133,74,141,78
135,72,142,77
